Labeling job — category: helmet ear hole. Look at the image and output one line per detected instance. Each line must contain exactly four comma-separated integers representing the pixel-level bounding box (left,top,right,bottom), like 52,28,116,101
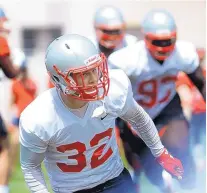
52,75,60,82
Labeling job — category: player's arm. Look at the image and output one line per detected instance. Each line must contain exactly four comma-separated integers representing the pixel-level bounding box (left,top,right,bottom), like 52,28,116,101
182,42,206,99
176,73,193,119
10,82,17,107
0,37,21,78
187,66,206,99
120,98,164,157
20,145,49,193
0,56,22,78
19,118,49,193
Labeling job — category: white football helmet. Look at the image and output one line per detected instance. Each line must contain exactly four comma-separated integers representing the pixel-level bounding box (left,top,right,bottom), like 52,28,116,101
94,6,126,49
45,34,110,101
141,9,177,61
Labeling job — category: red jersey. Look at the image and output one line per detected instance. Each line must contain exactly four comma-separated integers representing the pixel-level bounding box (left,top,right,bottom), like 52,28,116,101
11,78,37,117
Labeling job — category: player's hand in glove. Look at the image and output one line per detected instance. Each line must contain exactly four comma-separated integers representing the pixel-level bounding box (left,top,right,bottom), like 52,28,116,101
156,148,184,180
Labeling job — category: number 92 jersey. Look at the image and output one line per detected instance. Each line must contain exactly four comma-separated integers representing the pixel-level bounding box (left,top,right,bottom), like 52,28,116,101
108,40,199,119
19,69,133,193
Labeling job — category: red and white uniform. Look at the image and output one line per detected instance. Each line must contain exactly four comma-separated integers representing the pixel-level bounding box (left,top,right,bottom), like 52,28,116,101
20,69,164,193
108,40,199,119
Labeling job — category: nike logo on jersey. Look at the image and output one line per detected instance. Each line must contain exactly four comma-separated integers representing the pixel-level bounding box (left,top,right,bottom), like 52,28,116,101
101,114,108,120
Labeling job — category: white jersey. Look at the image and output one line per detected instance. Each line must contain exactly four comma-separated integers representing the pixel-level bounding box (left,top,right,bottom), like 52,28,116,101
108,40,199,119
19,70,132,192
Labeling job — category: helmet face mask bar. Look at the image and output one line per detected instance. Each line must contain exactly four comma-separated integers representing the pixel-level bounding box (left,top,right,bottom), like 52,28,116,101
95,24,126,49
145,31,177,61
52,53,110,101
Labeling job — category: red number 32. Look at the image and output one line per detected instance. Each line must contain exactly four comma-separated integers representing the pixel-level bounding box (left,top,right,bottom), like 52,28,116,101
56,128,113,172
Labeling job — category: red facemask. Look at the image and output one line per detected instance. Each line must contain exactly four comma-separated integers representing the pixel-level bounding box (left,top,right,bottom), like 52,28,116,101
95,24,126,49
144,31,176,61
53,53,110,101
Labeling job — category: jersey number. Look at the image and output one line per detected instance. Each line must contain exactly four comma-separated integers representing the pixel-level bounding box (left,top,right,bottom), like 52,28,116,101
56,128,113,172
137,76,177,108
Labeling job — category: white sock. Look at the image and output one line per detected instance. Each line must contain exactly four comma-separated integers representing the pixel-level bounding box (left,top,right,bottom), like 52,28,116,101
0,185,9,193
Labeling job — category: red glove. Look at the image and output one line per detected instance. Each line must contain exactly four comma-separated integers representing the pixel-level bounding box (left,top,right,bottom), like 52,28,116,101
156,148,184,179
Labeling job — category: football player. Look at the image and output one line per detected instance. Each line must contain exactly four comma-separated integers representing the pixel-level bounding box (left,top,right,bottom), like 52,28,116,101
92,5,137,58
9,50,37,174
19,34,183,193
108,9,205,192
0,7,25,193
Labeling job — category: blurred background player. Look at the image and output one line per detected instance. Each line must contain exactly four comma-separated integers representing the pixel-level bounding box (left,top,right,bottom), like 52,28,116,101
47,7,141,180
9,52,37,174
0,7,25,193
108,9,205,193
92,5,138,58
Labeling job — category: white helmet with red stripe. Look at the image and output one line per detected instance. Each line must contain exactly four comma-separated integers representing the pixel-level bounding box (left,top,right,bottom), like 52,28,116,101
45,34,110,101
94,6,126,49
